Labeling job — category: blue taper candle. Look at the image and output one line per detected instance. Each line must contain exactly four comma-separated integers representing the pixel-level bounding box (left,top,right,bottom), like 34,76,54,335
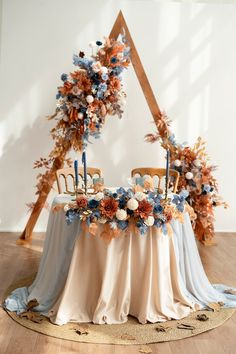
74,160,78,189
165,149,170,198
82,151,87,193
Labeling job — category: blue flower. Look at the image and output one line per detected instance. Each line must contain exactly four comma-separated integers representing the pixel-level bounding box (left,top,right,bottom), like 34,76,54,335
118,197,126,209
61,73,67,82
56,92,61,99
138,223,148,235
117,220,128,230
65,209,79,225
179,189,189,199
154,204,163,214
102,73,108,81
112,193,118,198
98,83,107,92
116,187,126,195
154,218,163,228
111,57,118,63
202,184,211,193
88,199,99,209
96,41,103,46
111,67,123,76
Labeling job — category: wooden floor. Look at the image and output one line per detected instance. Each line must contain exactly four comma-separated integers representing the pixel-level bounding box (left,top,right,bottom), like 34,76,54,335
0,232,236,354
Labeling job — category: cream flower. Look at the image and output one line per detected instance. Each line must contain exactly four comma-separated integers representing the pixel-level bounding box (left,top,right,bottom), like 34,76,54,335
185,172,193,180
86,95,94,104
127,198,139,211
144,216,154,226
92,61,102,73
174,159,181,167
98,217,107,224
193,159,201,168
78,113,83,120
101,66,108,74
64,204,69,212
94,192,104,201
116,209,127,221
134,192,146,201
71,86,82,96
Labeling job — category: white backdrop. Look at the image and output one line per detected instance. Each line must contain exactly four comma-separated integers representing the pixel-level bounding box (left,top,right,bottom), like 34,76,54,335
0,0,236,232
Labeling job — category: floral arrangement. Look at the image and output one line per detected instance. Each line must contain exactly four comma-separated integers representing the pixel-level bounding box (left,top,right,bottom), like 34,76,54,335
145,112,227,245
56,187,192,242
34,36,130,195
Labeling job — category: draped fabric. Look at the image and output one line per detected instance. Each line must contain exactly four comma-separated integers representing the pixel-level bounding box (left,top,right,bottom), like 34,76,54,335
4,194,236,325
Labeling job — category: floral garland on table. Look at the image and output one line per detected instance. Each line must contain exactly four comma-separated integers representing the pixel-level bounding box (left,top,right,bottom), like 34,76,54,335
145,112,228,245
54,187,194,242
33,37,130,195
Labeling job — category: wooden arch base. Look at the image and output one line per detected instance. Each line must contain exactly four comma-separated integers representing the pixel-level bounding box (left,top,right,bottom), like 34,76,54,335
18,10,162,243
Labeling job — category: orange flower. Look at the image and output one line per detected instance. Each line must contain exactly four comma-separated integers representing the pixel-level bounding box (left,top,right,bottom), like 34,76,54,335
59,82,73,95
76,196,88,209
100,198,119,219
109,76,121,91
135,200,153,219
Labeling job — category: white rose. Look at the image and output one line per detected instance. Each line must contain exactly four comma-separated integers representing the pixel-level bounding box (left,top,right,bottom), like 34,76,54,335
144,216,154,226
193,159,201,168
94,192,104,201
64,204,69,212
86,95,94,104
78,113,83,120
174,159,181,167
127,198,139,211
185,172,193,180
134,192,146,201
116,209,127,221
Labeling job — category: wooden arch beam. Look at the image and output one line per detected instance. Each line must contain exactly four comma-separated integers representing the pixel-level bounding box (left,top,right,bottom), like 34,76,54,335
18,10,162,243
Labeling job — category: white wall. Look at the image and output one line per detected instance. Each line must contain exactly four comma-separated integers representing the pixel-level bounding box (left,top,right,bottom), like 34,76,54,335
0,0,236,232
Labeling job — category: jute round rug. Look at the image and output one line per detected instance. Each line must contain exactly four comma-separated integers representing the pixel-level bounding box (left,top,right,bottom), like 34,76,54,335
4,275,236,345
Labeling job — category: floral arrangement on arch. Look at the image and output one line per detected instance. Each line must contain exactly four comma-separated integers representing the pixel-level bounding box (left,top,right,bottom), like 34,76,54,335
54,187,193,242
145,112,228,245
34,36,130,195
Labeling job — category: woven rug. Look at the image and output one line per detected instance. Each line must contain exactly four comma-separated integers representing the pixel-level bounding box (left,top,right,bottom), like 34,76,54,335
4,276,236,345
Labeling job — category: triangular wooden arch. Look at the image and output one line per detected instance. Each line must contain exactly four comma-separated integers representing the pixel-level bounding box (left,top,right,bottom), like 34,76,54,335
18,10,162,243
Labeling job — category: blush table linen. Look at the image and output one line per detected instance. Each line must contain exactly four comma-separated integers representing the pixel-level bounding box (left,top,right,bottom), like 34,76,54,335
4,194,236,325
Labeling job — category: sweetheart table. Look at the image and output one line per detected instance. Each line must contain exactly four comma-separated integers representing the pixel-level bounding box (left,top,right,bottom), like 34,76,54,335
4,193,236,325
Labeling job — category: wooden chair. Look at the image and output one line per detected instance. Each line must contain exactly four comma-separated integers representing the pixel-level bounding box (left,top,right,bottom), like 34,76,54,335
131,167,179,193
56,167,103,194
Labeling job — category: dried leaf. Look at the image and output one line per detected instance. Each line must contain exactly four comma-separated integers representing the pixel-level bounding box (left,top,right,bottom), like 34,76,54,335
224,289,236,295
27,299,39,310
120,333,136,340
139,346,152,354
196,314,209,321
177,323,195,331
20,311,44,324
155,324,172,333
207,302,224,312
75,324,89,335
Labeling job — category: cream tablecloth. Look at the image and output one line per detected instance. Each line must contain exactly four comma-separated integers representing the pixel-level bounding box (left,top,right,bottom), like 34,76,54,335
4,194,236,325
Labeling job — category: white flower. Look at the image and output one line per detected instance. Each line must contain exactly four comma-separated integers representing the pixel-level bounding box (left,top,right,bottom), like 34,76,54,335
94,192,104,201
101,66,108,74
98,217,107,224
86,95,94,104
78,113,83,120
174,159,181,167
116,209,127,221
64,204,69,212
185,172,193,180
193,159,201,168
134,192,146,201
92,61,102,73
127,198,139,211
63,115,69,122
144,216,154,226
117,52,124,60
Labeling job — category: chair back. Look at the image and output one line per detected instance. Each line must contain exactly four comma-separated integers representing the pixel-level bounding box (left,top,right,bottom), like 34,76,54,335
56,167,103,194
131,167,179,193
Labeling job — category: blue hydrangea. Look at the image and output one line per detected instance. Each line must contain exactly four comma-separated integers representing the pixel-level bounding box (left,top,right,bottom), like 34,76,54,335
65,209,79,225
154,204,163,214
117,220,128,230
88,199,99,209
102,73,108,81
98,83,107,92
56,92,61,99
61,73,68,82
